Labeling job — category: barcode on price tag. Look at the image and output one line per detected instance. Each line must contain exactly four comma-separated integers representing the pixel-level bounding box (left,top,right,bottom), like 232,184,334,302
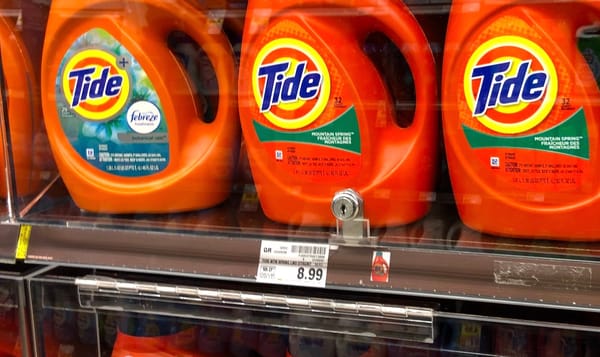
256,241,329,287
291,245,327,255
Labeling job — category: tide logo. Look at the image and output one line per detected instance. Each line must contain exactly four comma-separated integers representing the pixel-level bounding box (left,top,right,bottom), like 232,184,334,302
252,38,330,130
464,36,557,134
62,49,130,121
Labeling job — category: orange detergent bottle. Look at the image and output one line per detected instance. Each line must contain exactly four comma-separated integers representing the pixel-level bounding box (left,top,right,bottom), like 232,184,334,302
442,0,600,239
0,0,42,198
111,327,204,357
238,0,438,227
41,0,239,213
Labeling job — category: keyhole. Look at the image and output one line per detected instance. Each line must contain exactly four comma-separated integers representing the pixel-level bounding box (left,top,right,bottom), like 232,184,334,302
340,204,347,216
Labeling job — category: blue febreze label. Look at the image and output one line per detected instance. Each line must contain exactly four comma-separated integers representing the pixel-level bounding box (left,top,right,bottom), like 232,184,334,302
57,28,170,177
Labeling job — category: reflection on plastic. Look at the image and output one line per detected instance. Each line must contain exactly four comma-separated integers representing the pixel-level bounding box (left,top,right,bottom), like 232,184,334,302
0,281,18,357
287,315,335,357
335,320,385,357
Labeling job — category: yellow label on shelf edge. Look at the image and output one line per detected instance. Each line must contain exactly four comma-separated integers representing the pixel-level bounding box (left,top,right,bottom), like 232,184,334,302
15,224,32,260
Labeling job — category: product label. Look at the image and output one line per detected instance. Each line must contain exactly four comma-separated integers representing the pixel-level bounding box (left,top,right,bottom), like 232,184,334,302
371,251,390,283
256,241,329,288
336,338,381,357
495,326,534,356
463,108,589,159
254,106,360,182
465,36,558,135
253,38,331,129
458,323,482,352
56,28,168,177
251,38,361,182
461,32,591,195
289,334,337,357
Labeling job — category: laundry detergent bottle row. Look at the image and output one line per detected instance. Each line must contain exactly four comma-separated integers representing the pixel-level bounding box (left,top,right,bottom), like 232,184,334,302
238,0,438,226
0,0,42,198
41,0,239,213
442,0,600,239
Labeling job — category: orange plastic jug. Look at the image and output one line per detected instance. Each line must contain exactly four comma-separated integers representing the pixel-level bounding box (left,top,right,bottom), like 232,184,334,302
41,0,239,213
442,0,600,239
111,327,201,357
0,1,41,198
238,0,438,227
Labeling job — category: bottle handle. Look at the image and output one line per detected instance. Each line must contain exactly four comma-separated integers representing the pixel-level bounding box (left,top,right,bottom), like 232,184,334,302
140,0,238,157
360,0,437,138
0,15,38,195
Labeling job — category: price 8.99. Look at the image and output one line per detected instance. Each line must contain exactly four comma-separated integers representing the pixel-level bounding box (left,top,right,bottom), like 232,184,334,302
297,267,323,281
257,241,329,287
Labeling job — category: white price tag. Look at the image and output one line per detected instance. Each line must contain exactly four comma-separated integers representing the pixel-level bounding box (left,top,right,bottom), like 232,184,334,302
257,241,329,287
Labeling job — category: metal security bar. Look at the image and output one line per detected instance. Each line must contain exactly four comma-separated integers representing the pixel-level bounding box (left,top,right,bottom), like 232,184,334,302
76,275,435,343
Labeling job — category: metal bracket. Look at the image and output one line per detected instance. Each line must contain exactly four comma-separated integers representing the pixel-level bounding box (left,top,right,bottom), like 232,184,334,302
75,275,434,343
330,189,377,245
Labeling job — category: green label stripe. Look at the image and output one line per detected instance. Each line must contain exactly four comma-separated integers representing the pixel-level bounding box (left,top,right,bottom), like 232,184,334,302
254,106,361,154
463,107,590,159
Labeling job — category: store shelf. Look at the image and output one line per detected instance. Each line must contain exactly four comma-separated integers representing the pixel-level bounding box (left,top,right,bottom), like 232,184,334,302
16,179,600,314
22,222,600,311
27,265,600,356
1,0,599,356
0,223,23,264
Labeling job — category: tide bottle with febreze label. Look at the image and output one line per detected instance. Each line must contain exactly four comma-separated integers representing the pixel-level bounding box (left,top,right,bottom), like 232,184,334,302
239,0,438,226
41,0,239,213
442,0,600,239
0,0,42,198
